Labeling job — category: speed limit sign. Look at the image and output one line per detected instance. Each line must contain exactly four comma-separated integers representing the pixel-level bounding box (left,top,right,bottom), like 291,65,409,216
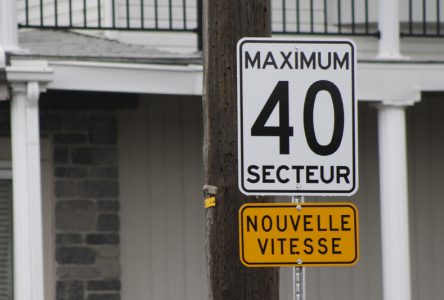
237,38,358,196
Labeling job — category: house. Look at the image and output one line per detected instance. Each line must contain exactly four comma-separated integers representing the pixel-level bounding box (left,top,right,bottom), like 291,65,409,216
0,0,444,299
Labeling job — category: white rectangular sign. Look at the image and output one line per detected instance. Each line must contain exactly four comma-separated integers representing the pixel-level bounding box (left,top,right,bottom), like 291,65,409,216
237,38,358,196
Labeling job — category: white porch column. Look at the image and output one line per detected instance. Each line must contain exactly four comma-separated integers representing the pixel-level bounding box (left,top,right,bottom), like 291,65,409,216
378,0,411,297
7,61,52,300
0,0,20,52
378,0,402,59
377,105,411,300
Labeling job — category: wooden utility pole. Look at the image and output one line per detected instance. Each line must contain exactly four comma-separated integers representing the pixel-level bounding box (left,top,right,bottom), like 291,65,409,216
202,0,279,299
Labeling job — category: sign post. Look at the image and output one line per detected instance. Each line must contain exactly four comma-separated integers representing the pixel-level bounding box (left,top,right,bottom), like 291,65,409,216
292,196,305,300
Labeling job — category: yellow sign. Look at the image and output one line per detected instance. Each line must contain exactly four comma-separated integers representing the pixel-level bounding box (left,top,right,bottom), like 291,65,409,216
239,203,359,267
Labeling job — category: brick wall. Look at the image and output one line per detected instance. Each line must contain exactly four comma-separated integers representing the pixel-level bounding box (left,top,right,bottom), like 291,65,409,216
41,111,121,300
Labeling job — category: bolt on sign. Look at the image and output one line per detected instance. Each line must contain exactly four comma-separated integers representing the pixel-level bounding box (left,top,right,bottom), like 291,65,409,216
239,203,359,267
237,38,358,196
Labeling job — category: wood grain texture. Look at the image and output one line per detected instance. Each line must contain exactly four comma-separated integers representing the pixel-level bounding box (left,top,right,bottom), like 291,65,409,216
202,0,278,299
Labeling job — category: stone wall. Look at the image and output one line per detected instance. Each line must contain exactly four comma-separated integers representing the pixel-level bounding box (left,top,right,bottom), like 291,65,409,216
41,110,121,300
0,91,137,299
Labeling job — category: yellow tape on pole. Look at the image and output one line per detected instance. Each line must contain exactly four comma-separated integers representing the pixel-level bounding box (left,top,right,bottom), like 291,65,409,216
204,197,216,209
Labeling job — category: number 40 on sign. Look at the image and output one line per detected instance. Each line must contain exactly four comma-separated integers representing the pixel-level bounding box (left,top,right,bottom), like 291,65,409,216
237,38,358,196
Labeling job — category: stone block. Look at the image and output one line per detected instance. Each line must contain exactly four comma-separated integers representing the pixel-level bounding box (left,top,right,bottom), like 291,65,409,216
57,266,100,279
97,200,120,213
55,180,78,198
87,294,120,300
96,214,119,231
54,147,69,164
56,167,88,178
56,233,83,245
54,133,88,145
87,280,121,291
71,148,117,165
56,200,96,231
96,246,119,259
89,167,118,178
56,247,96,264
56,280,84,300
96,258,121,278
86,234,119,245
78,180,119,198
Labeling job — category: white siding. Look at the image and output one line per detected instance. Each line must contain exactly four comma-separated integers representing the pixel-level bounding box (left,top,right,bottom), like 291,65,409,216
280,99,444,300
279,102,383,300
408,97,444,300
120,98,444,299
119,96,206,300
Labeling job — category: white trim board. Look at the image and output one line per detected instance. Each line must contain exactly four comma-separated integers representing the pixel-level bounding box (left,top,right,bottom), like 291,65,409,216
9,59,444,105
358,61,444,105
46,59,444,104
44,60,203,95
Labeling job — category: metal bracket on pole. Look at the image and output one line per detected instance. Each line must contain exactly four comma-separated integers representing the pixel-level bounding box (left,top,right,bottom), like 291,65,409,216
202,184,218,196
203,185,218,209
292,195,306,300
